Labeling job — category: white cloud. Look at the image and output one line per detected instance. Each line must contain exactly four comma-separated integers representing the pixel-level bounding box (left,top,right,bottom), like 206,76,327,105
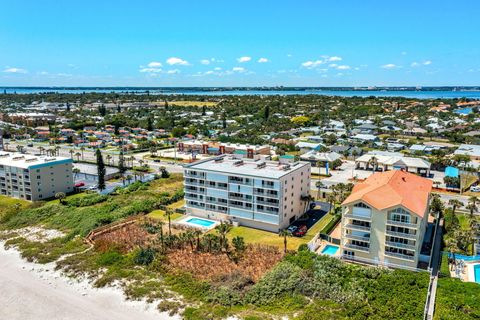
237,56,251,63
147,61,162,68
214,67,222,71
327,56,342,62
301,60,324,68
411,62,420,67
328,64,338,68
381,63,398,69
336,65,350,70
257,57,269,63
166,57,189,66
232,67,246,72
401,51,407,55
38,71,49,75
411,60,432,67
166,69,180,74
287,54,293,58
3,67,27,74
200,59,210,65
423,60,432,65
139,67,162,73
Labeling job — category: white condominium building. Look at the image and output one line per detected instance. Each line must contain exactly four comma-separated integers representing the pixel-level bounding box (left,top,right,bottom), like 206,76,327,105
0,151,74,201
184,155,311,232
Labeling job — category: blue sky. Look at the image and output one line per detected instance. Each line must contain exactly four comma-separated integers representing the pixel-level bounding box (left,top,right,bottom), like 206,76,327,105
1,0,479,87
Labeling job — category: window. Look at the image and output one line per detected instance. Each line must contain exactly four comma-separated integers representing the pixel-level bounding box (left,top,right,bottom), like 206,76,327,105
354,202,370,209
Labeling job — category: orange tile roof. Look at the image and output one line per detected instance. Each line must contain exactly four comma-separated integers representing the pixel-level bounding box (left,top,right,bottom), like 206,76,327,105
342,170,432,217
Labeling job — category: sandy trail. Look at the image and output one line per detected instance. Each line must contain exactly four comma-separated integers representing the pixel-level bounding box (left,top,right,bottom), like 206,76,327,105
0,243,177,320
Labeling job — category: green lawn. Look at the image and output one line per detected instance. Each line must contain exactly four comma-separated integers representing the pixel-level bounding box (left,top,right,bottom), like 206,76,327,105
147,210,183,221
0,195,30,215
224,212,334,251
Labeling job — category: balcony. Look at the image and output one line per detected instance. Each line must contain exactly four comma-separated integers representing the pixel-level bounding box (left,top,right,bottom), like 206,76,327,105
184,180,205,187
256,200,279,207
229,179,252,186
344,213,371,221
384,251,415,261
385,241,416,251
343,242,370,252
386,219,418,229
205,183,228,190
344,233,370,242
344,223,371,232
260,183,276,189
229,203,253,211
253,190,279,198
184,172,206,179
229,194,252,202
386,230,417,240
206,199,228,206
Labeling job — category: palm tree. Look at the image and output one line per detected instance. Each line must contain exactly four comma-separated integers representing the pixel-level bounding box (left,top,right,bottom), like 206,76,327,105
215,222,232,251
80,146,85,160
106,154,112,166
69,149,74,158
279,229,291,254
448,199,463,216
165,209,174,236
367,156,378,171
38,146,45,155
126,174,133,184
467,196,478,218
444,237,457,271
315,180,324,200
74,152,81,161
73,168,80,179
55,146,60,156
157,221,165,251
193,229,202,251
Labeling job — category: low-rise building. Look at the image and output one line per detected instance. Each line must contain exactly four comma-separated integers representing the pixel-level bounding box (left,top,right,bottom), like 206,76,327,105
183,155,311,232
177,140,271,158
341,170,432,269
0,151,74,200
355,151,431,176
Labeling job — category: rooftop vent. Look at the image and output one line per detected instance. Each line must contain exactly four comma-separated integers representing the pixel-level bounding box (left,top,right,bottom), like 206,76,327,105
233,160,244,166
12,156,25,161
25,158,38,163
257,162,266,169
214,158,223,163
282,164,291,171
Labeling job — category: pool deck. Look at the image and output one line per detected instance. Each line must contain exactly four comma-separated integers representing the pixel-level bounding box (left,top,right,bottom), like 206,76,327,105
316,241,341,257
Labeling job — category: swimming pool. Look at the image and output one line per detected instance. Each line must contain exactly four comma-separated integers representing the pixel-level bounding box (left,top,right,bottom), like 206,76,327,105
321,245,339,256
474,264,480,283
454,107,473,115
185,217,216,228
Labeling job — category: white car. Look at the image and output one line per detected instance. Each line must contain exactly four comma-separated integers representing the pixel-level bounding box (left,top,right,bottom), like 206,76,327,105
470,186,480,192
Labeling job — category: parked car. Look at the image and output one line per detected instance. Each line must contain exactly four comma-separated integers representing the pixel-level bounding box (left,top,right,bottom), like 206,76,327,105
293,225,308,237
74,182,85,187
27,143,34,147
470,186,480,192
287,225,298,234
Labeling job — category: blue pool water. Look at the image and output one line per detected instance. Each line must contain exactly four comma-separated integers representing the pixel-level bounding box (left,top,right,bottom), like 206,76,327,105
321,245,339,256
186,218,215,227
445,166,459,178
474,264,480,283
454,107,473,115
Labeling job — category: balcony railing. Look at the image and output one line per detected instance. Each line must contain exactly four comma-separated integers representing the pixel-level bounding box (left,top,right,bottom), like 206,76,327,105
205,184,228,190
344,233,371,242
385,241,416,251
253,190,279,198
184,180,205,187
344,213,371,221
384,251,415,261
344,223,371,232
256,200,280,207
229,203,253,210
229,195,252,202
386,219,418,228
343,243,370,252
184,172,206,178
386,230,417,240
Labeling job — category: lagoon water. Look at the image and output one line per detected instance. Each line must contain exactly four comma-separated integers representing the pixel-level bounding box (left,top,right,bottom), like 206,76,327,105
1,87,480,99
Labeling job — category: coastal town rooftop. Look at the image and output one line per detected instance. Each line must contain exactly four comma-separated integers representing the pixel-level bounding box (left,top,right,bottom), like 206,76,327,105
0,151,72,169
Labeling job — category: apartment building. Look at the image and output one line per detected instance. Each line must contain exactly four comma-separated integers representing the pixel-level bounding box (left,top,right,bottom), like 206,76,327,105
341,170,432,269
0,151,74,201
183,155,311,232
177,140,271,158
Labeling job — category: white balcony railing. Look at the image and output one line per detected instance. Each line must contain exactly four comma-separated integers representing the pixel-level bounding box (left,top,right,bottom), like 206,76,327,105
385,241,416,251
386,230,417,240
386,219,418,229
343,243,370,252
384,251,415,261
344,223,371,232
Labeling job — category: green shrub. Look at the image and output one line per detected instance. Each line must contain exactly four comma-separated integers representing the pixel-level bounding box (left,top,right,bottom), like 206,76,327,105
133,247,156,265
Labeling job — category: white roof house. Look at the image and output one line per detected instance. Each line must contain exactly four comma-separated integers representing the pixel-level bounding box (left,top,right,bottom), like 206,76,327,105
355,152,431,171
299,151,342,163
454,144,480,158
352,134,378,142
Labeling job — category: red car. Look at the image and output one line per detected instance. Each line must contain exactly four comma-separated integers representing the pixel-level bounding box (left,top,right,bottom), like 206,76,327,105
293,225,307,237
74,182,85,187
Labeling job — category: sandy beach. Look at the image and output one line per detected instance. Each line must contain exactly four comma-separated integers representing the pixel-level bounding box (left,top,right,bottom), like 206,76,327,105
0,242,177,320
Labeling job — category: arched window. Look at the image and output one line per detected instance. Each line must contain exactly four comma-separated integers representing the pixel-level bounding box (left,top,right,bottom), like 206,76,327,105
354,202,371,209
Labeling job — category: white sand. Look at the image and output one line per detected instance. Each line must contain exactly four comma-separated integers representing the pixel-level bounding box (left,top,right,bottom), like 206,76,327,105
0,242,178,320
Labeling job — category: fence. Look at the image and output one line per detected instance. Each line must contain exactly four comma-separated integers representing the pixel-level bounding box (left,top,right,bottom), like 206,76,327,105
85,215,142,245
342,254,430,273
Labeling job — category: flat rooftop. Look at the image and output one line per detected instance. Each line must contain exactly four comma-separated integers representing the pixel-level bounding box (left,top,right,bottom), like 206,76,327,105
185,155,309,179
0,151,72,169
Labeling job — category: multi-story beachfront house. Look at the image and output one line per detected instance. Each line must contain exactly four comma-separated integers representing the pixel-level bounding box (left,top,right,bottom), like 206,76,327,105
183,155,311,232
0,151,74,201
341,170,432,269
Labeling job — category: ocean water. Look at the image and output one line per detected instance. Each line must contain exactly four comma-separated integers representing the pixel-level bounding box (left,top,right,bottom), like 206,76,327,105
1,87,480,99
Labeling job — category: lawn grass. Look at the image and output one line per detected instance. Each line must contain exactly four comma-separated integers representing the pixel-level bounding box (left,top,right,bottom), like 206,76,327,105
147,210,183,221
225,226,307,251
303,213,335,241
0,195,30,216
